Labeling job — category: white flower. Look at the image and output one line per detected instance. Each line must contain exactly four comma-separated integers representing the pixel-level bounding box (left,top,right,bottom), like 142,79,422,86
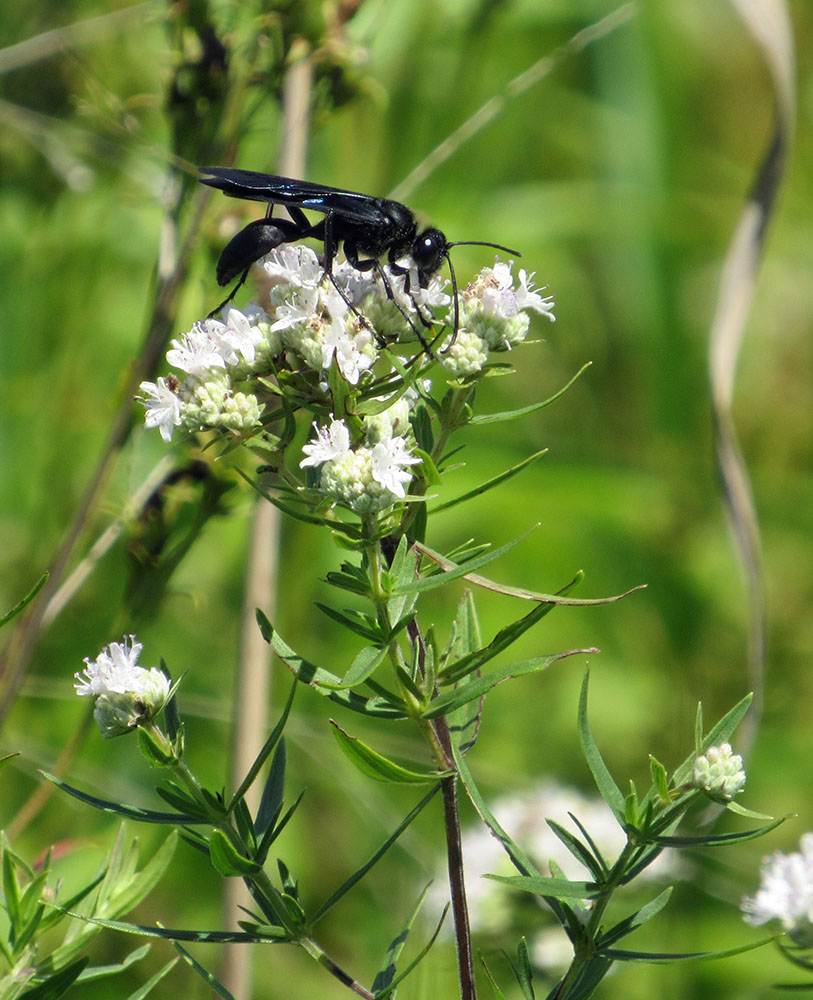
138,377,183,442
300,418,352,468
743,834,813,943
75,636,171,739
166,323,229,374
370,436,421,498
217,305,267,365
75,635,145,697
260,245,322,288
692,743,746,799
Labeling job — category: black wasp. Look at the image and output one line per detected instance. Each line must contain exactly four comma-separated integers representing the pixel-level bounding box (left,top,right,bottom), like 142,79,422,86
199,166,520,349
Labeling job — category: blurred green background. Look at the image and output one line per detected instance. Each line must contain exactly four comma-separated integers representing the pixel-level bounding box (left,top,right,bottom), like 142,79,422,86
1,0,811,997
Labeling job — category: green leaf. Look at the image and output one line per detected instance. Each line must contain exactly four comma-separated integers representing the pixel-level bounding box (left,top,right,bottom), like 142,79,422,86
137,727,176,767
208,830,261,877
255,612,407,719
428,449,547,514
372,905,449,999
311,786,439,925
508,937,536,1000
3,847,22,942
438,601,561,683
444,592,484,753
453,743,539,878
332,645,389,689
724,800,776,820
229,678,296,813
76,944,151,981
331,722,450,784
390,529,536,596
653,815,787,847
172,940,237,999
154,782,209,819
598,888,673,948
314,603,384,643
42,773,198,824
649,755,670,802
387,536,419,624
18,957,89,999
480,955,508,1000
578,671,625,822
468,364,591,425
599,934,776,963
546,820,606,882
255,740,286,837
372,885,431,993
485,873,596,900
425,650,582,719
1,572,48,628
122,958,178,1000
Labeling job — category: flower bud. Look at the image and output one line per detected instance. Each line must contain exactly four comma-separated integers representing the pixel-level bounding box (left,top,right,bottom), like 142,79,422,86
692,742,746,800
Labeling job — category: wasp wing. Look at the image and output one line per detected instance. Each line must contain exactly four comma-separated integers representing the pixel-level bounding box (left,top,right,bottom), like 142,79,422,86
199,167,390,226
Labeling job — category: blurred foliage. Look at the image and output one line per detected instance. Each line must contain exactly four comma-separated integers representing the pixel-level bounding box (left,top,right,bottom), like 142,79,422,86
0,0,811,997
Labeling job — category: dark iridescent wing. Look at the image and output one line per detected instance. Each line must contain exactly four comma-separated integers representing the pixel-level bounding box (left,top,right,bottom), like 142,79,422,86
199,167,390,225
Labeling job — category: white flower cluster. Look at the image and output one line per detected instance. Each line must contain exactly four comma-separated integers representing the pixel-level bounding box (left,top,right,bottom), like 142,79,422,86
75,636,170,738
742,833,813,945
442,262,555,379
692,742,746,800
300,403,422,514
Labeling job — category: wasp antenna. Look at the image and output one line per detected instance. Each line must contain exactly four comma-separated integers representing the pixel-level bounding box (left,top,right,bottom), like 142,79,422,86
442,252,461,352
448,240,521,257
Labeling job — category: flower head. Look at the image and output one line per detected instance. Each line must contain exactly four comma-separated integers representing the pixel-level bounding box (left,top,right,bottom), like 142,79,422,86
742,834,813,945
692,742,746,800
76,636,170,738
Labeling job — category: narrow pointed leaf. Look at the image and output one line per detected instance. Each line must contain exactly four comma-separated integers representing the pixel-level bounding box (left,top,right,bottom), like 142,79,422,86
598,887,673,947
546,820,605,881
486,873,596,900
255,613,407,718
331,722,450,784
653,816,786,847
312,786,438,925
373,905,449,999
122,958,178,999
229,679,296,812
315,603,384,643
508,937,536,1000
372,884,432,993
18,957,89,999
453,743,539,878
428,449,547,514
173,940,237,999
76,944,151,981
41,773,197,824
255,740,286,837
578,672,625,822
334,645,390,689
390,529,537,596
426,650,587,718
1,572,48,628
469,364,591,425
209,830,261,877
599,935,775,963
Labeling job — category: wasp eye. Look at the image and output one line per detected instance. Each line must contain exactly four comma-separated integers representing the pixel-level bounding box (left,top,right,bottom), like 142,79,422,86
413,228,447,274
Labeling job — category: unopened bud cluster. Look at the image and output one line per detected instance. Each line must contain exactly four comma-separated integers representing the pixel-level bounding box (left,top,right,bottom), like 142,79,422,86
692,742,746,800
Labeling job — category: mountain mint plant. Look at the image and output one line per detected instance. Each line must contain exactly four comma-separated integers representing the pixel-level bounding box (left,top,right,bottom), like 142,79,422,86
55,240,781,1000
